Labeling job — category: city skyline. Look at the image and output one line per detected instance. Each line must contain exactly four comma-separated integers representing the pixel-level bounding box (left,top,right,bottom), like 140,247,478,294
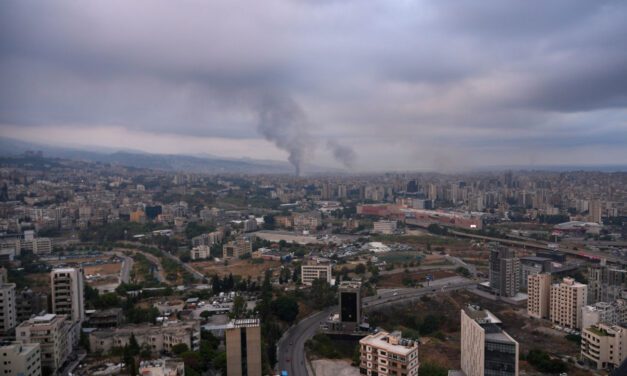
1,0,627,172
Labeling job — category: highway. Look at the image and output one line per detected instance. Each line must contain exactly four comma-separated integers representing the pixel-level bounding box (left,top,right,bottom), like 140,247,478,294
276,277,474,376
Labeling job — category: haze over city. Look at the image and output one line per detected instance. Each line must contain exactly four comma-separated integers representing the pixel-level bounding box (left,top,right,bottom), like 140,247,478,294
2,0,627,172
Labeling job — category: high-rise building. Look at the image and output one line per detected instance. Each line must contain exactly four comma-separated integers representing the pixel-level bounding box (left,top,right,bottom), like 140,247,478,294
16,314,70,374
550,277,588,329
0,281,17,335
301,264,332,286
527,273,551,319
0,342,42,376
588,264,626,304
16,288,49,323
581,323,627,370
581,300,627,330
339,281,361,331
51,268,85,325
589,199,602,224
359,330,419,376
489,246,520,297
519,256,552,289
225,319,261,376
460,305,519,376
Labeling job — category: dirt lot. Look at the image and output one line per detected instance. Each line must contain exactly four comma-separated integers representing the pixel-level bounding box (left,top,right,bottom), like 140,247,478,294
377,269,457,288
84,262,121,276
191,258,281,279
311,359,359,376
368,289,594,375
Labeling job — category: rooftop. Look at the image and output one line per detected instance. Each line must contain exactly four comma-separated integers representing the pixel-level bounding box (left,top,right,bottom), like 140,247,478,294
359,330,417,356
226,318,260,329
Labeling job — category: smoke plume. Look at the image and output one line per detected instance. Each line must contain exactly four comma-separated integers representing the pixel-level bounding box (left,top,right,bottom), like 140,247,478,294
326,140,356,168
256,93,356,175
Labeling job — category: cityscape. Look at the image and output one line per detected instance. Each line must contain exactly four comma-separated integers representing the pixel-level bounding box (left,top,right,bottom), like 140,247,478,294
1,2,627,376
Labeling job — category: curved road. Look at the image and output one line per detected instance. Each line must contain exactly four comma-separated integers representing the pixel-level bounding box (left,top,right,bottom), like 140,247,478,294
277,277,475,376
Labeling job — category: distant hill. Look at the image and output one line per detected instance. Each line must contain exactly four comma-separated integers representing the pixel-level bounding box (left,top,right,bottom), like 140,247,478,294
0,137,331,174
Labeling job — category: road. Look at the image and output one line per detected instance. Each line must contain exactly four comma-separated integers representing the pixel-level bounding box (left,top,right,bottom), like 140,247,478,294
114,252,134,284
117,241,206,281
276,277,475,376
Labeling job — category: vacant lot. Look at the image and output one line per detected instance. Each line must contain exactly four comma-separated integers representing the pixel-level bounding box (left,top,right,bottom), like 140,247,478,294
377,269,457,288
84,262,121,276
191,258,281,279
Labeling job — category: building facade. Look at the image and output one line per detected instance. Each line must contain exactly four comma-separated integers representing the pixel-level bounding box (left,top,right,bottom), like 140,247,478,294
16,314,70,374
359,330,419,376
225,319,261,376
0,342,42,376
0,282,17,334
50,268,85,325
581,323,627,370
550,277,588,329
222,238,252,259
489,246,520,297
461,305,519,376
301,264,332,286
527,273,552,319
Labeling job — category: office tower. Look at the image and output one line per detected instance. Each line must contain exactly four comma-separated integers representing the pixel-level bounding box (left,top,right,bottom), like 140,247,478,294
321,182,332,200
550,277,588,329
589,199,602,223
359,330,419,376
225,319,261,376
489,246,520,297
301,264,332,286
0,281,17,334
406,180,419,193
588,264,626,304
581,323,627,370
461,305,519,376
0,342,42,376
339,281,361,331
51,268,85,324
527,273,551,319
16,314,70,374
337,184,347,199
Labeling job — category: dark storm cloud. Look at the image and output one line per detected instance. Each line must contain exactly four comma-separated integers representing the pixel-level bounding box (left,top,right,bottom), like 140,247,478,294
1,0,627,169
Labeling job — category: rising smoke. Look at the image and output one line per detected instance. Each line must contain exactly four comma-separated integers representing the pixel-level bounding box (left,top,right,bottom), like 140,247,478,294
256,93,356,175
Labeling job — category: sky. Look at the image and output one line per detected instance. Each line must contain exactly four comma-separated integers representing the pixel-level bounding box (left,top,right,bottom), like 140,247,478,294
1,0,627,172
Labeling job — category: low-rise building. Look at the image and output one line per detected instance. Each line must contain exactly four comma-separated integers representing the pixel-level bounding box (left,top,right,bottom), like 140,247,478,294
372,220,397,234
222,238,252,259
301,264,332,286
581,323,627,370
191,245,211,260
139,358,185,376
15,314,70,374
582,300,627,331
89,321,200,354
359,330,419,376
0,342,42,376
86,308,125,328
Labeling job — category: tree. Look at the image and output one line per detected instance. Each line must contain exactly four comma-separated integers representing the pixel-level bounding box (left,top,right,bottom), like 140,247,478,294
128,333,140,356
418,362,448,376
355,263,366,274
181,351,203,373
271,295,299,323
309,279,336,308
172,343,189,355
420,314,442,335
230,295,247,319
212,352,227,375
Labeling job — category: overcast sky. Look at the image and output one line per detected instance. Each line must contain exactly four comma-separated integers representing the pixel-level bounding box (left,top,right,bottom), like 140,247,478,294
1,0,627,171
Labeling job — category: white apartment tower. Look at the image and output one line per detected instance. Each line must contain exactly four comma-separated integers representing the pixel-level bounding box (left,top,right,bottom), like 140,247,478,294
51,268,85,324
527,273,551,319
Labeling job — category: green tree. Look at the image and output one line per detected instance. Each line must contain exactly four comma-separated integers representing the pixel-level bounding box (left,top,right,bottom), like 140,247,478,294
418,362,448,376
128,333,140,356
212,352,227,375
355,263,366,274
309,279,336,308
271,295,299,323
230,295,248,319
172,343,189,355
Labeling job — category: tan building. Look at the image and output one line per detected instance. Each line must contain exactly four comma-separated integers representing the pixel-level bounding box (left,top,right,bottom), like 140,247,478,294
527,273,551,319
225,319,261,376
461,305,519,376
0,282,17,334
372,220,397,234
581,323,627,370
16,314,70,374
89,321,200,354
550,277,588,329
222,238,252,259
0,342,42,376
301,264,332,285
358,330,419,376
191,245,211,260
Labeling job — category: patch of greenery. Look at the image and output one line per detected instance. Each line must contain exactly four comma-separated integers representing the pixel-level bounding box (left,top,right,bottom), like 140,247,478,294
526,349,568,374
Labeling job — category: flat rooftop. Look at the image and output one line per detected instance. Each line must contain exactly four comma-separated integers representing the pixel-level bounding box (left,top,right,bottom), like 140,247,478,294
359,330,417,356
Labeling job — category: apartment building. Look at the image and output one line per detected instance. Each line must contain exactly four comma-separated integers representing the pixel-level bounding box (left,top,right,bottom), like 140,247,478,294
550,277,588,329
527,273,552,319
89,321,200,354
191,245,211,260
582,300,627,331
581,323,627,370
359,330,419,376
139,358,185,376
301,264,332,286
51,268,85,324
460,305,519,376
16,314,70,374
16,288,48,323
489,246,520,297
0,282,17,334
0,342,42,376
222,238,252,259
225,319,261,376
